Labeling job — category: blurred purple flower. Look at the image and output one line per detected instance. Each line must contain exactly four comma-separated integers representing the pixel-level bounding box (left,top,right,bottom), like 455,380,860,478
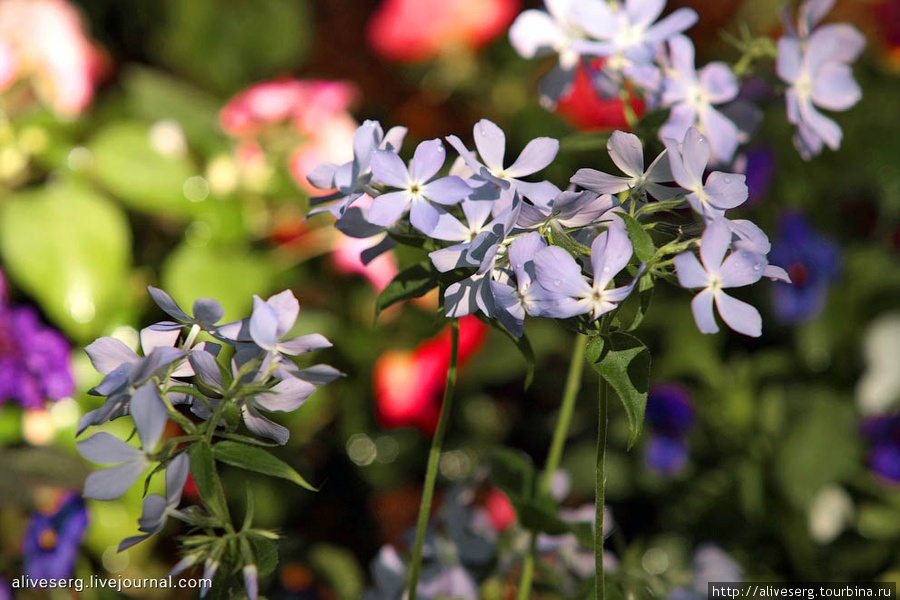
660,36,741,164
0,577,9,600
0,272,74,409
673,218,766,337
860,414,900,485
23,493,88,580
645,383,694,475
732,146,776,207
767,212,840,325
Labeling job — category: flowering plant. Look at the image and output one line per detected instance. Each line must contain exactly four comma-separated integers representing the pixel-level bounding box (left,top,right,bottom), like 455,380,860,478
305,0,863,597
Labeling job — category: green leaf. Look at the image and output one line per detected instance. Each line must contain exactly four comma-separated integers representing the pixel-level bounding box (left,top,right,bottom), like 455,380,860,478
308,544,366,600
774,393,861,509
120,66,226,155
161,243,279,322
212,441,317,491
618,213,655,263
152,0,312,93
89,121,199,219
488,448,537,502
247,534,279,576
188,441,229,520
625,273,654,332
375,260,441,319
585,333,651,449
0,181,131,341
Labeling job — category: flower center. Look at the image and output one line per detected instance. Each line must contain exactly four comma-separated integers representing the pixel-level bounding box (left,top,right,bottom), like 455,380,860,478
39,527,58,551
795,72,813,100
787,262,810,287
409,183,421,195
686,84,708,109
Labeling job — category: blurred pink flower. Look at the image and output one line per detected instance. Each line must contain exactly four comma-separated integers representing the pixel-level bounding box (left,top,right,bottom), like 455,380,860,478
367,0,520,63
0,0,103,115
220,78,359,192
330,232,398,293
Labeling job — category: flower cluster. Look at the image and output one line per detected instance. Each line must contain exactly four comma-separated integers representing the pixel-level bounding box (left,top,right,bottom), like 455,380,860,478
312,118,787,338
363,471,613,600
76,287,340,598
509,0,864,161
0,270,74,409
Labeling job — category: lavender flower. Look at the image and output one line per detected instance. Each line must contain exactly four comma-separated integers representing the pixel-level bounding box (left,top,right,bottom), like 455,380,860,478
147,287,225,333
78,385,165,500
23,493,88,580
665,128,748,218
645,384,694,475
446,119,559,214
490,232,557,336
118,453,190,550
667,545,742,600
308,119,407,218
673,218,766,337
572,0,698,71
79,341,185,434
571,130,677,201
767,211,840,324
508,0,586,105
368,139,472,234
660,36,741,164
0,272,74,409
517,190,617,231
533,225,639,320
777,0,865,159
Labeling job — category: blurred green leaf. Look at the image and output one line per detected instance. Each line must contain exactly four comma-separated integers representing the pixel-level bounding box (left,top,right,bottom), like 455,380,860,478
585,333,651,449
774,393,861,509
308,544,366,600
213,441,317,491
121,66,227,154
375,261,440,320
489,447,536,502
89,121,199,218
0,181,131,340
161,243,279,322
153,0,312,93
857,503,900,540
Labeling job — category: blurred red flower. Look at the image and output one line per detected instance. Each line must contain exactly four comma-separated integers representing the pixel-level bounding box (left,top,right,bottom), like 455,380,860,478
367,0,520,63
555,62,646,132
220,78,359,192
374,316,487,434
0,0,105,116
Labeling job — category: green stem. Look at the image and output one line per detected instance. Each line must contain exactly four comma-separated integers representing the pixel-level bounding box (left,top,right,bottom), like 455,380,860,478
517,333,587,600
407,319,460,600
596,373,609,600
